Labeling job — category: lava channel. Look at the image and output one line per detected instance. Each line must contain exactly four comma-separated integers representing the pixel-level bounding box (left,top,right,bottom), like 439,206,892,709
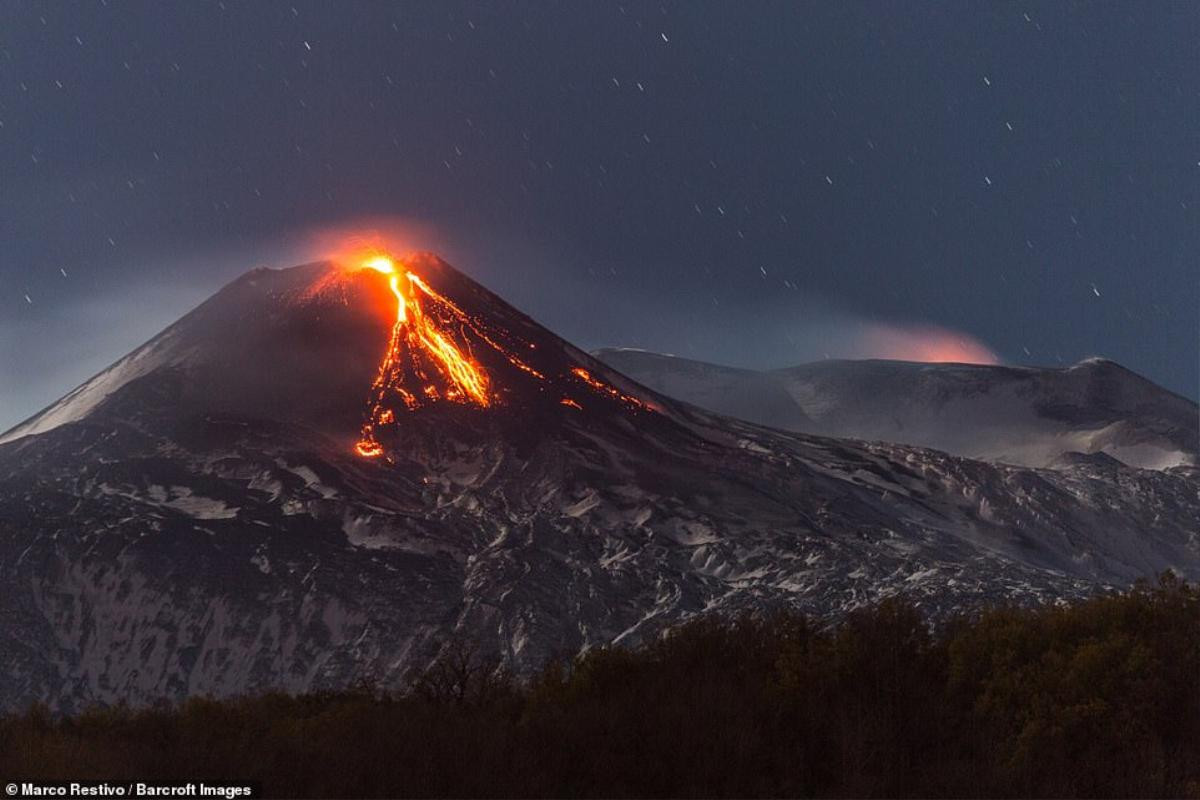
355,255,492,457
352,253,650,458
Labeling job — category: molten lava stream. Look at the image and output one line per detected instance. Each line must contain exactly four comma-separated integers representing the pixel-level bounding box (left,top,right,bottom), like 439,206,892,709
354,255,492,457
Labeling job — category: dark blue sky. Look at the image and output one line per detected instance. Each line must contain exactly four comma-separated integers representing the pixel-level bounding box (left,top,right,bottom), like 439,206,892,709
2,1,1197,429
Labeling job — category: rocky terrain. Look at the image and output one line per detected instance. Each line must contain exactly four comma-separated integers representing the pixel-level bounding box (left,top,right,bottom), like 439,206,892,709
1,254,1197,712
596,349,1198,470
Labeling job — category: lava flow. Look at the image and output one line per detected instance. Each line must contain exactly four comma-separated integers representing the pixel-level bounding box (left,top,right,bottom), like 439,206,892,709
355,254,492,457
351,252,654,458
571,367,650,411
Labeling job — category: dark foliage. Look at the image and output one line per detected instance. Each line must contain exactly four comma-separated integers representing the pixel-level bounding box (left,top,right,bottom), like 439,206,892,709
3,576,1198,798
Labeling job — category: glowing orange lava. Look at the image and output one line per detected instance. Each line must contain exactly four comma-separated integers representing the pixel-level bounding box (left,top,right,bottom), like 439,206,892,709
571,367,650,410
351,251,654,458
355,254,493,457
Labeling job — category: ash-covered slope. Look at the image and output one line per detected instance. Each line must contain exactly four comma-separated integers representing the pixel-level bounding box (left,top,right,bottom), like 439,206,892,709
1,255,1198,713
596,349,1199,470
0,262,394,446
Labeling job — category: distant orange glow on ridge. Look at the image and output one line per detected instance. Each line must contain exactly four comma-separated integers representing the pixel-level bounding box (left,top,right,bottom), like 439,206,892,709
858,323,1000,365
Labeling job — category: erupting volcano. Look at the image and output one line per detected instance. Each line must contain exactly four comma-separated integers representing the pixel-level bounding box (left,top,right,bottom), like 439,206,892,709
350,251,651,458
0,252,1196,716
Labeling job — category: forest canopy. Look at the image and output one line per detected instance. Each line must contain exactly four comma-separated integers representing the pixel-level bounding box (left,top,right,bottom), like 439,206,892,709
4,575,1198,798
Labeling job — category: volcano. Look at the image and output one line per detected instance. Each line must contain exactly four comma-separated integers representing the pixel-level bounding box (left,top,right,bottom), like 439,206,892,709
1,253,1198,712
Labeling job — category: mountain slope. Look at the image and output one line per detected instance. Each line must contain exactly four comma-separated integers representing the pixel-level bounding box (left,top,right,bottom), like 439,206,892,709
1,254,1197,712
596,349,1199,470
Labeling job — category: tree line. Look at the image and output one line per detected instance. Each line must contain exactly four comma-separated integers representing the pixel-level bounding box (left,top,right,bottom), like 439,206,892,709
3,574,1198,798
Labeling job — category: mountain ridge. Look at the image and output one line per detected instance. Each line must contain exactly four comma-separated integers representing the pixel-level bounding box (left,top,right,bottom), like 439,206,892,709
0,255,1197,712
595,347,1199,470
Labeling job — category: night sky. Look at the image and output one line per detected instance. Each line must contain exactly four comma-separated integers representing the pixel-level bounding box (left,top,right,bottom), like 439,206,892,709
2,1,1197,431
